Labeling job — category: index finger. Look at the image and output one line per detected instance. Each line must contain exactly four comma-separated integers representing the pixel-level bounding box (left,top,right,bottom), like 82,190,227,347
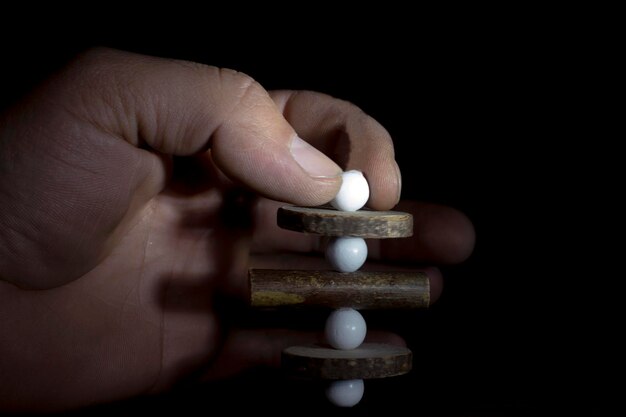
270,90,401,211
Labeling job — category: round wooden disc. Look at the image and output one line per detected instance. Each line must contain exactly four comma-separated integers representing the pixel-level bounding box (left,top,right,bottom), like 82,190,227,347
277,206,413,238
282,343,412,379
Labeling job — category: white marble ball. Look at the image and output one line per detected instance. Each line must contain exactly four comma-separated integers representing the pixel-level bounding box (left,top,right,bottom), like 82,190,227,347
331,170,370,212
325,379,365,407
325,307,367,350
325,236,368,273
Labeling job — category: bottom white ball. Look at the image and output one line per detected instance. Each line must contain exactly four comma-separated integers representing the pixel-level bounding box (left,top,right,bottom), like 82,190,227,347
325,379,365,407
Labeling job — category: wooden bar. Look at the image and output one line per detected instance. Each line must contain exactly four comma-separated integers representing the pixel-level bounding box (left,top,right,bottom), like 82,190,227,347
277,206,413,238
249,269,429,309
282,343,412,379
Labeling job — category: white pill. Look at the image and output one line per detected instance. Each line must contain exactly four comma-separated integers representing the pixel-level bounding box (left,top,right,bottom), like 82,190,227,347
325,379,365,407
325,307,367,350
331,170,369,212
325,236,368,273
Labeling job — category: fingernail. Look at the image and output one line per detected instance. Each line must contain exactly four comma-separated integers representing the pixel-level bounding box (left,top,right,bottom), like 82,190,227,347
291,135,342,178
394,161,402,205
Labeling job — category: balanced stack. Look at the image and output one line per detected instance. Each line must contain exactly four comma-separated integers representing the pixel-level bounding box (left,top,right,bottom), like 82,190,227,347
249,170,429,408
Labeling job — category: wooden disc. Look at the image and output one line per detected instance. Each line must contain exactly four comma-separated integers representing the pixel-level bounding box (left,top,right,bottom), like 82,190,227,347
282,343,412,379
277,206,413,238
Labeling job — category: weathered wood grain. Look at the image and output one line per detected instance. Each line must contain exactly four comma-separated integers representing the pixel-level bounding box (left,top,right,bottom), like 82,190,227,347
249,269,429,309
282,343,412,379
277,206,413,238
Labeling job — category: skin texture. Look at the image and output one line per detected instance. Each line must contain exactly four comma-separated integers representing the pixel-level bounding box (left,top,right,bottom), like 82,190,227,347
0,48,475,412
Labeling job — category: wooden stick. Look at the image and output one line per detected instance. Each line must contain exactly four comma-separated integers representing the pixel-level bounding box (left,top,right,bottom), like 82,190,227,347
277,206,413,238
249,269,429,309
282,343,412,379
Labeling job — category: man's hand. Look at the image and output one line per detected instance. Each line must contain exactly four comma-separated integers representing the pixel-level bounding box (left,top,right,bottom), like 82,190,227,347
0,48,474,412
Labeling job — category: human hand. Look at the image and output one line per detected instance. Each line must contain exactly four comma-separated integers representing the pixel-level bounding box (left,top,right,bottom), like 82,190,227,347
0,48,474,412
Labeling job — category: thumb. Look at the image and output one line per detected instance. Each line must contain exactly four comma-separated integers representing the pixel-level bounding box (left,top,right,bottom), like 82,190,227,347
65,48,343,205
210,88,344,206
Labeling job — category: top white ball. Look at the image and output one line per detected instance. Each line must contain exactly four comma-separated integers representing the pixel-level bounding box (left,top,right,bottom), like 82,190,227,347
330,170,370,212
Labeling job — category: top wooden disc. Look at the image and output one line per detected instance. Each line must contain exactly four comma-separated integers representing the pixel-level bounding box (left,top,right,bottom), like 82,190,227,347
277,206,413,238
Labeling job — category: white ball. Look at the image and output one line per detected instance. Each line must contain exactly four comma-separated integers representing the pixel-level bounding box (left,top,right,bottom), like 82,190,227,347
325,379,364,407
331,170,369,212
325,236,368,273
325,307,367,350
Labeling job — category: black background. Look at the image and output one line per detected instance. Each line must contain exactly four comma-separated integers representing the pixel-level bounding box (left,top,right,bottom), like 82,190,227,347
0,9,612,416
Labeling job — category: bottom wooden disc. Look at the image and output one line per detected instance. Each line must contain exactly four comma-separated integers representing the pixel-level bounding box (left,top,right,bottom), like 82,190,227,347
282,343,412,380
